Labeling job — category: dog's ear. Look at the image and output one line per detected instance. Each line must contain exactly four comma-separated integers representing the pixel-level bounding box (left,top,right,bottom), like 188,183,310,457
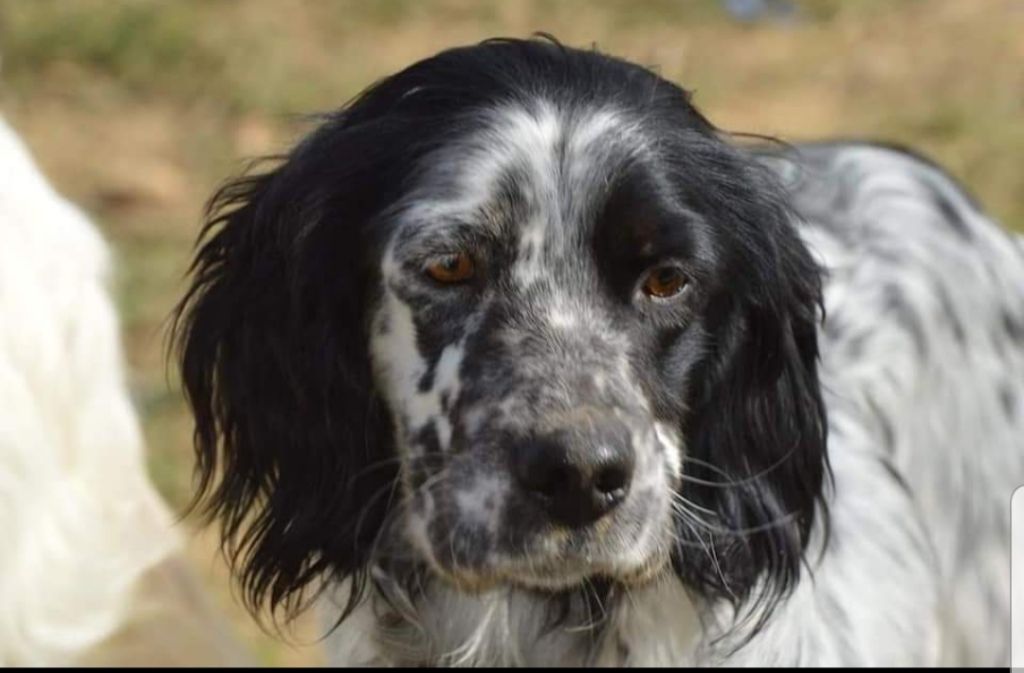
674,151,829,619
171,126,399,620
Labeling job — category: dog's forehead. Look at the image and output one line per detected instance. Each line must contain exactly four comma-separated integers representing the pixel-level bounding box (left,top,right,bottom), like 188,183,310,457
392,102,649,254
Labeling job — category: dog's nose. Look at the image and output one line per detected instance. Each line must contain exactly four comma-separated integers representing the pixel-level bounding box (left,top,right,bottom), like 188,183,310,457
512,426,635,528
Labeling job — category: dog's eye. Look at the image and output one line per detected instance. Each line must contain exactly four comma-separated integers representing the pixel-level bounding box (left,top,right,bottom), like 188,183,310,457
640,266,688,299
425,252,475,284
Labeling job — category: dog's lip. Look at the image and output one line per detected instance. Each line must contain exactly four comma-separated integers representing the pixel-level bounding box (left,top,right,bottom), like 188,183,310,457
428,552,671,594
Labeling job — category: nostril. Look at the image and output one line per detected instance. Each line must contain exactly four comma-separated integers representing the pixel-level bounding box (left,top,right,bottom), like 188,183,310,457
594,464,630,497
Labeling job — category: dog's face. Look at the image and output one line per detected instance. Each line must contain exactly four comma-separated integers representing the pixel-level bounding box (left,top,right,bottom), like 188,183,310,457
174,39,828,619
373,104,711,589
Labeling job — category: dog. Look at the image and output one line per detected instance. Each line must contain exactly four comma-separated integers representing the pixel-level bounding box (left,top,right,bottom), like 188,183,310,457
172,37,1024,666
0,115,250,666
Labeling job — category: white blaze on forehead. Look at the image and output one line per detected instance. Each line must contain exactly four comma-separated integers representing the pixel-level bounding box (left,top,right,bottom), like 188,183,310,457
398,103,644,290
546,306,579,330
564,108,639,182
545,293,581,330
543,289,608,332
489,103,563,289
400,102,563,234
509,107,642,290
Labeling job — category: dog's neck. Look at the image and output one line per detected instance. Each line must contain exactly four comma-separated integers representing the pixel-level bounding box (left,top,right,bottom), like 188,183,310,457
319,567,708,666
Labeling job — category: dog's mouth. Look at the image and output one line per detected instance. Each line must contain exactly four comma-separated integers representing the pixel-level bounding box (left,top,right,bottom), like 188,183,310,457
422,550,672,595
403,506,674,594
503,553,671,592
395,431,682,596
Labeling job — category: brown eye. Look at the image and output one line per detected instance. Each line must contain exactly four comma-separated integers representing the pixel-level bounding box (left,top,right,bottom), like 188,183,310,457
425,252,475,284
641,266,687,299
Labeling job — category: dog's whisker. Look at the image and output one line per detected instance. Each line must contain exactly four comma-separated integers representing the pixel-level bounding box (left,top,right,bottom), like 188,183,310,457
678,449,800,489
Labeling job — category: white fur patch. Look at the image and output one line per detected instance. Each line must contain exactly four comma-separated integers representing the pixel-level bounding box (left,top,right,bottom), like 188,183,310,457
371,288,467,453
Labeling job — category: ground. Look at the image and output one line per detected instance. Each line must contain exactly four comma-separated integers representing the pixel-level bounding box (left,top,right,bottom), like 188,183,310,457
0,0,1020,665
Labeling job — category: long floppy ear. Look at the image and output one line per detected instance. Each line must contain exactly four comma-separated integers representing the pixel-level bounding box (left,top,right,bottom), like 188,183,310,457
674,150,829,620
171,128,399,620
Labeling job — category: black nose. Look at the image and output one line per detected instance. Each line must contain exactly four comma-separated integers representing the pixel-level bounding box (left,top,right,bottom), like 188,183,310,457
512,427,635,528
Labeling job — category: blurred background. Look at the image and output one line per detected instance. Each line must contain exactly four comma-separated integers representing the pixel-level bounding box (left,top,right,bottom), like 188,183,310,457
0,0,1019,665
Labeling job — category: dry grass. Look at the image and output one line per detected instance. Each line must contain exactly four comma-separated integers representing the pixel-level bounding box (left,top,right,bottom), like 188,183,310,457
0,0,1019,665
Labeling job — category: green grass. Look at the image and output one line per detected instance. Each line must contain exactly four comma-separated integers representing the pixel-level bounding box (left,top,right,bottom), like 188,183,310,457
0,2,218,98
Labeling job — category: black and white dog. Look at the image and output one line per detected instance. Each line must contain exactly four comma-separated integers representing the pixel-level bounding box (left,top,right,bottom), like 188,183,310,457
173,38,1024,666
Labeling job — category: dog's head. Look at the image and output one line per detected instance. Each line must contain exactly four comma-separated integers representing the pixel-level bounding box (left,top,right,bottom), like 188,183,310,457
173,37,827,623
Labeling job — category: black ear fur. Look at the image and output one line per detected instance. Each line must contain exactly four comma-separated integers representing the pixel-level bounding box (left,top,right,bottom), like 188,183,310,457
171,128,400,620
673,149,830,624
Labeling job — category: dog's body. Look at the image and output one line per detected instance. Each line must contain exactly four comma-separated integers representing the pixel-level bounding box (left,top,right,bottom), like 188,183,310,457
174,39,1024,667
315,142,1024,667
0,115,177,664
0,116,250,666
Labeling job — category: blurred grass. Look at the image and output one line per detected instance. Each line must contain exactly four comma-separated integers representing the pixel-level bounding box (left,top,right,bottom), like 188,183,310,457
0,0,1020,665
